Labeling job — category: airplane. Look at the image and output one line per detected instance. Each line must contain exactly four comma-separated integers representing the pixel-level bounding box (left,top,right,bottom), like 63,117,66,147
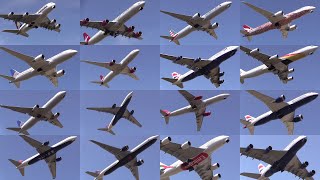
0,2,61,37
82,49,139,88
0,46,77,88
240,45,319,84
160,90,230,131
161,46,238,88
0,91,66,135
160,1,232,45
86,91,142,135
86,135,158,180
160,135,230,180
240,2,316,41
80,1,145,45
9,135,77,179
240,136,316,180
240,90,318,135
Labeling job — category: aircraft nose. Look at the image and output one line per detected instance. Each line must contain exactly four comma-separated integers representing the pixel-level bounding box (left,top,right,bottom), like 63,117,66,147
67,49,78,56
131,49,140,55
59,91,67,96
222,1,232,7
150,135,159,140
308,6,316,10
140,1,146,6
69,136,77,141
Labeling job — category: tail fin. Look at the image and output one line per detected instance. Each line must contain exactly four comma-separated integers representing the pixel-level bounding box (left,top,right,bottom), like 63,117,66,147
160,30,180,45
258,163,265,174
7,121,30,135
0,69,21,88
2,30,29,37
160,162,173,177
160,110,170,124
240,69,245,84
240,25,252,41
9,159,25,176
172,72,181,79
15,22,22,29
17,120,24,127
161,77,184,88
86,171,102,180
97,128,115,135
80,32,90,45
240,115,255,135
240,172,262,179
91,75,109,87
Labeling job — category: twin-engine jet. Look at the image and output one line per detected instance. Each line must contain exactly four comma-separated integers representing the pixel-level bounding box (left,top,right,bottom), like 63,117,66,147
0,91,66,135
87,91,142,135
160,1,232,45
160,135,230,180
161,46,238,88
240,45,318,84
241,90,318,135
9,135,77,179
0,2,61,37
160,90,229,131
240,2,316,41
80,1,145,45
0,47,77,88
82,49,139,88
86,135,158,180
241,136,316,180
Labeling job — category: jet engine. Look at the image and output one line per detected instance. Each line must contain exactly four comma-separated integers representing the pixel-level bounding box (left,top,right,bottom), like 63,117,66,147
109,59,116,66
43,141,50,146
300,161,309,169
8,12,14,17
273,11,284,17
287,24,297,31
81,18,89,25
121,145,129,151
127,26,135,32
287,76,294,81
218,80,224,84
101,19,109,26
55,70,65,77
181,141,191,149
34,54,45,62
308,170,315,177
293,114,303,122
161,137,171,145
194,57,201,63
211,163,220,171
130,110,134,115
264,146,272,153
269,54,279,60
55,24,61,29
175,56,182,61
53,112,60,119
136,159,144,166
210,22,219,29
288,68,294,73
193,96,203,100
23,12,29,17
56,157,62,162
212,174,221,180
245,144,253,152
249,48,259,54
112,104,116,108
203,112,211,117
129,67,137,73
274,95,286,103
192,13,201,20
219,72,225,77
50,19,56,24
32,104,40,111
134,31,142,37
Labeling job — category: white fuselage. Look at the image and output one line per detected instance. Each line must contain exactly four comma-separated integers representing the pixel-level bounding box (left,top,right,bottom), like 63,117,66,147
160,135,229,179
102,49,139,85
88,1,145,45
18,2,56,35
240,46,318,81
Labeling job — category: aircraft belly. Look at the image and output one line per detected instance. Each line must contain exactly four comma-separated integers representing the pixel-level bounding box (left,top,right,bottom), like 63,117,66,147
177,26,194,39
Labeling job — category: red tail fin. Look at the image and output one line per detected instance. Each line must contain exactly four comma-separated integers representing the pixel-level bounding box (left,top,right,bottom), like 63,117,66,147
83,33,91,43
172,72,181,79
243,25,252,32
99,75,104,81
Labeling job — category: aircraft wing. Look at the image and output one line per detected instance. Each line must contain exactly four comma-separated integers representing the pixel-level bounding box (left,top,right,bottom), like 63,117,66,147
178,90,202,107
160,10,205,27
123,110,142,127
205,66,222,88
120,66,139,80
285,155,314,180
38,17,61,32
0,105,33,114
46,75,58,87
194,155,215,180
81,60,122,72
90,140,130,160
242,2,285,23
0,14,41,24
160,141,205,162
240,147,287,165
87,107,120,115
195,109,205,131
44,154,57,179
201,28,218,39
160,53,211,69
247,90,289,112
20,135,51,154
125,159,140,180
281,112,295,135
48,117,63,128
80,20,116,31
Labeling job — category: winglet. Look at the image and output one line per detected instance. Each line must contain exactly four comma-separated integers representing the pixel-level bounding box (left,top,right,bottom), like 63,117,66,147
9,159,25,176
86,171,100,178
97,128,116,135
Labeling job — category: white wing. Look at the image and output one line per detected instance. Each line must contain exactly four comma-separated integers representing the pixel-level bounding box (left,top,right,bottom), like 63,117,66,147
285,155,314,180
247,90,288,112
160,141,204,162
240,147,287,165
87,107,120,115
20,135,51,154
90,140,130,160
242,2,285,23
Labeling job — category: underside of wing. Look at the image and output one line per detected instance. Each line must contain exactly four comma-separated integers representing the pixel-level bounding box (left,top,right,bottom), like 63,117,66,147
160,53,211,70
202,28,218,39
46,75,58,87
285,155,315,180
0,105,32,114
206,67,222,88
45,155,57,179
81,60,122,71
281,113,294,135
247,90,288,112
120,66,139,80
195,112,204,132
0,14,40,24
0,47,35,66
240,147,287,165
38,17,61,32
20,135,51,154
123,110,142,127
125,159,139,180
242,2,285,23
178,90,202,107
194,156,214,180
90,140,129,160
160,10,194,23
80,20,116,31
87,107,120,115
48,118,63,128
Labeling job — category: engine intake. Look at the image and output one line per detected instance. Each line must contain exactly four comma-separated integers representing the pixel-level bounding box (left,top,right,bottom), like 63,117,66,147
32,104,40,111
136,159,144,166
161,137,171,145
308,170,315,177
121,145,129,151
130,110,134,115
112,104,116,108
203,112,211,117
219,72,225,77
8,12,14,17
50,19,56,24
273,11,284,17
194,57,201,63
193,96,203,100
210,163,220,171
23,12,29,17
273,95,286,103
181,141,191,149
300,161,309,169
293,114,303,122
55,24,61,29
269,54,279,60
245,144,253,152
43,141,49,146
129,67,137,73
34,54,45,62
192,13,201,20
249,48,259,54
55,70,65,77
210,22,219,29
264,146,272,153
213,173,221,180
56,157,62,162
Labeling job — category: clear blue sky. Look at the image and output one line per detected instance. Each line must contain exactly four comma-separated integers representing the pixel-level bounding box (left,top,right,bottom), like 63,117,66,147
240,0,320,45
0,90,80,135
241,45,320,90
240,135,320,180
160,135,240,179
160,45,240,90
81,135,159,180
160,0,240,45
0,0,79,45
80,0,159,45
0,135,80,179
240,90,320,135
160,90,239,135
80,90,160,136
0,45,80,90
80,45,159,90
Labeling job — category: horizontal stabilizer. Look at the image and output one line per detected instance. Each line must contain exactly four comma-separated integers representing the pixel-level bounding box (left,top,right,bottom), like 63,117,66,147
240,172,267,179
160,110,170,124
160,35,180,45
162,78,183,88
98,128,115,135
80,41,87,45
91,81,110,88
240,119,255,135
86,171,101,179
9,159,25,176
0,74,20,88
3,30,29,37
7,127,29,135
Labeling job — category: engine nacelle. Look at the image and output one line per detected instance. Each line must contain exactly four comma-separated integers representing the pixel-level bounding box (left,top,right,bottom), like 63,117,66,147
127,26,135,32
210,163,220,171
50,19,56,24
56,157,62,162
129,67,137,73
273,11,284,17
109,59,116,66
192,13,201,20
218,80,224,84
193,96,203,100
112,104,116,108
161,137,171,145
135,159,144,166
81,18,89,25
300,161,309,169
274,95,286,103
308,170,315,177
55,24,61,29
269,54,279,60
53,112,60,119
43,141,49,146
121,145,129,151
32,104,40,111
212,173,221,180
245,144,253,152
194,57,201,63
293,114,303,122
288,68,294,73
134,31,142,37
210,22,219,29
175,56,182,61
287,24,297,31
287,76,294,81
181,141,191,149
8,12,14,17
55,70,65,77
34,54,45,62
264,146,272,153
249,48,259,54
219,71,225,77
130,110,134,115
101,19,109,26
23,12,29,17
203,112,211,117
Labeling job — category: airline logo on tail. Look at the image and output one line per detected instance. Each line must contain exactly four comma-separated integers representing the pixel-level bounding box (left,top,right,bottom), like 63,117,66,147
172,72,181,79
83,33,91,44
258,163,265,174
10,69,19,78
245,115,254,122
169,30,177,39
99,75,104,82
17,121,24,128
243,25,252,32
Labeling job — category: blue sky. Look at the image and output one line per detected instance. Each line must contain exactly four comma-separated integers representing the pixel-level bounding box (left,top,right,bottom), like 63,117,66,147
240,0,320,45
0,45,79,90
160,135,240,179
81,0,159,45
160,45,240,90
80,90,160,136
80,45,159,90
0,135,80,180
81,135,159,180
240,45,320,90
0,0,79,45
240,90,320,135
240,135,320,180
160,90,239,134
0,90,80,135
160,0,240,45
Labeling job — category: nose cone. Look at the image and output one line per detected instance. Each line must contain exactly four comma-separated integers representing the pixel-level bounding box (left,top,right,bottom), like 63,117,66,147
221,93,230,99
58,91,67,96
139,1,146,7
67,49,78,56
308,92,319,98
310,45,319,52
308,6,316,10
69,136,77,141
131,49,140,56
221,1,232,7
228,46,239,51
